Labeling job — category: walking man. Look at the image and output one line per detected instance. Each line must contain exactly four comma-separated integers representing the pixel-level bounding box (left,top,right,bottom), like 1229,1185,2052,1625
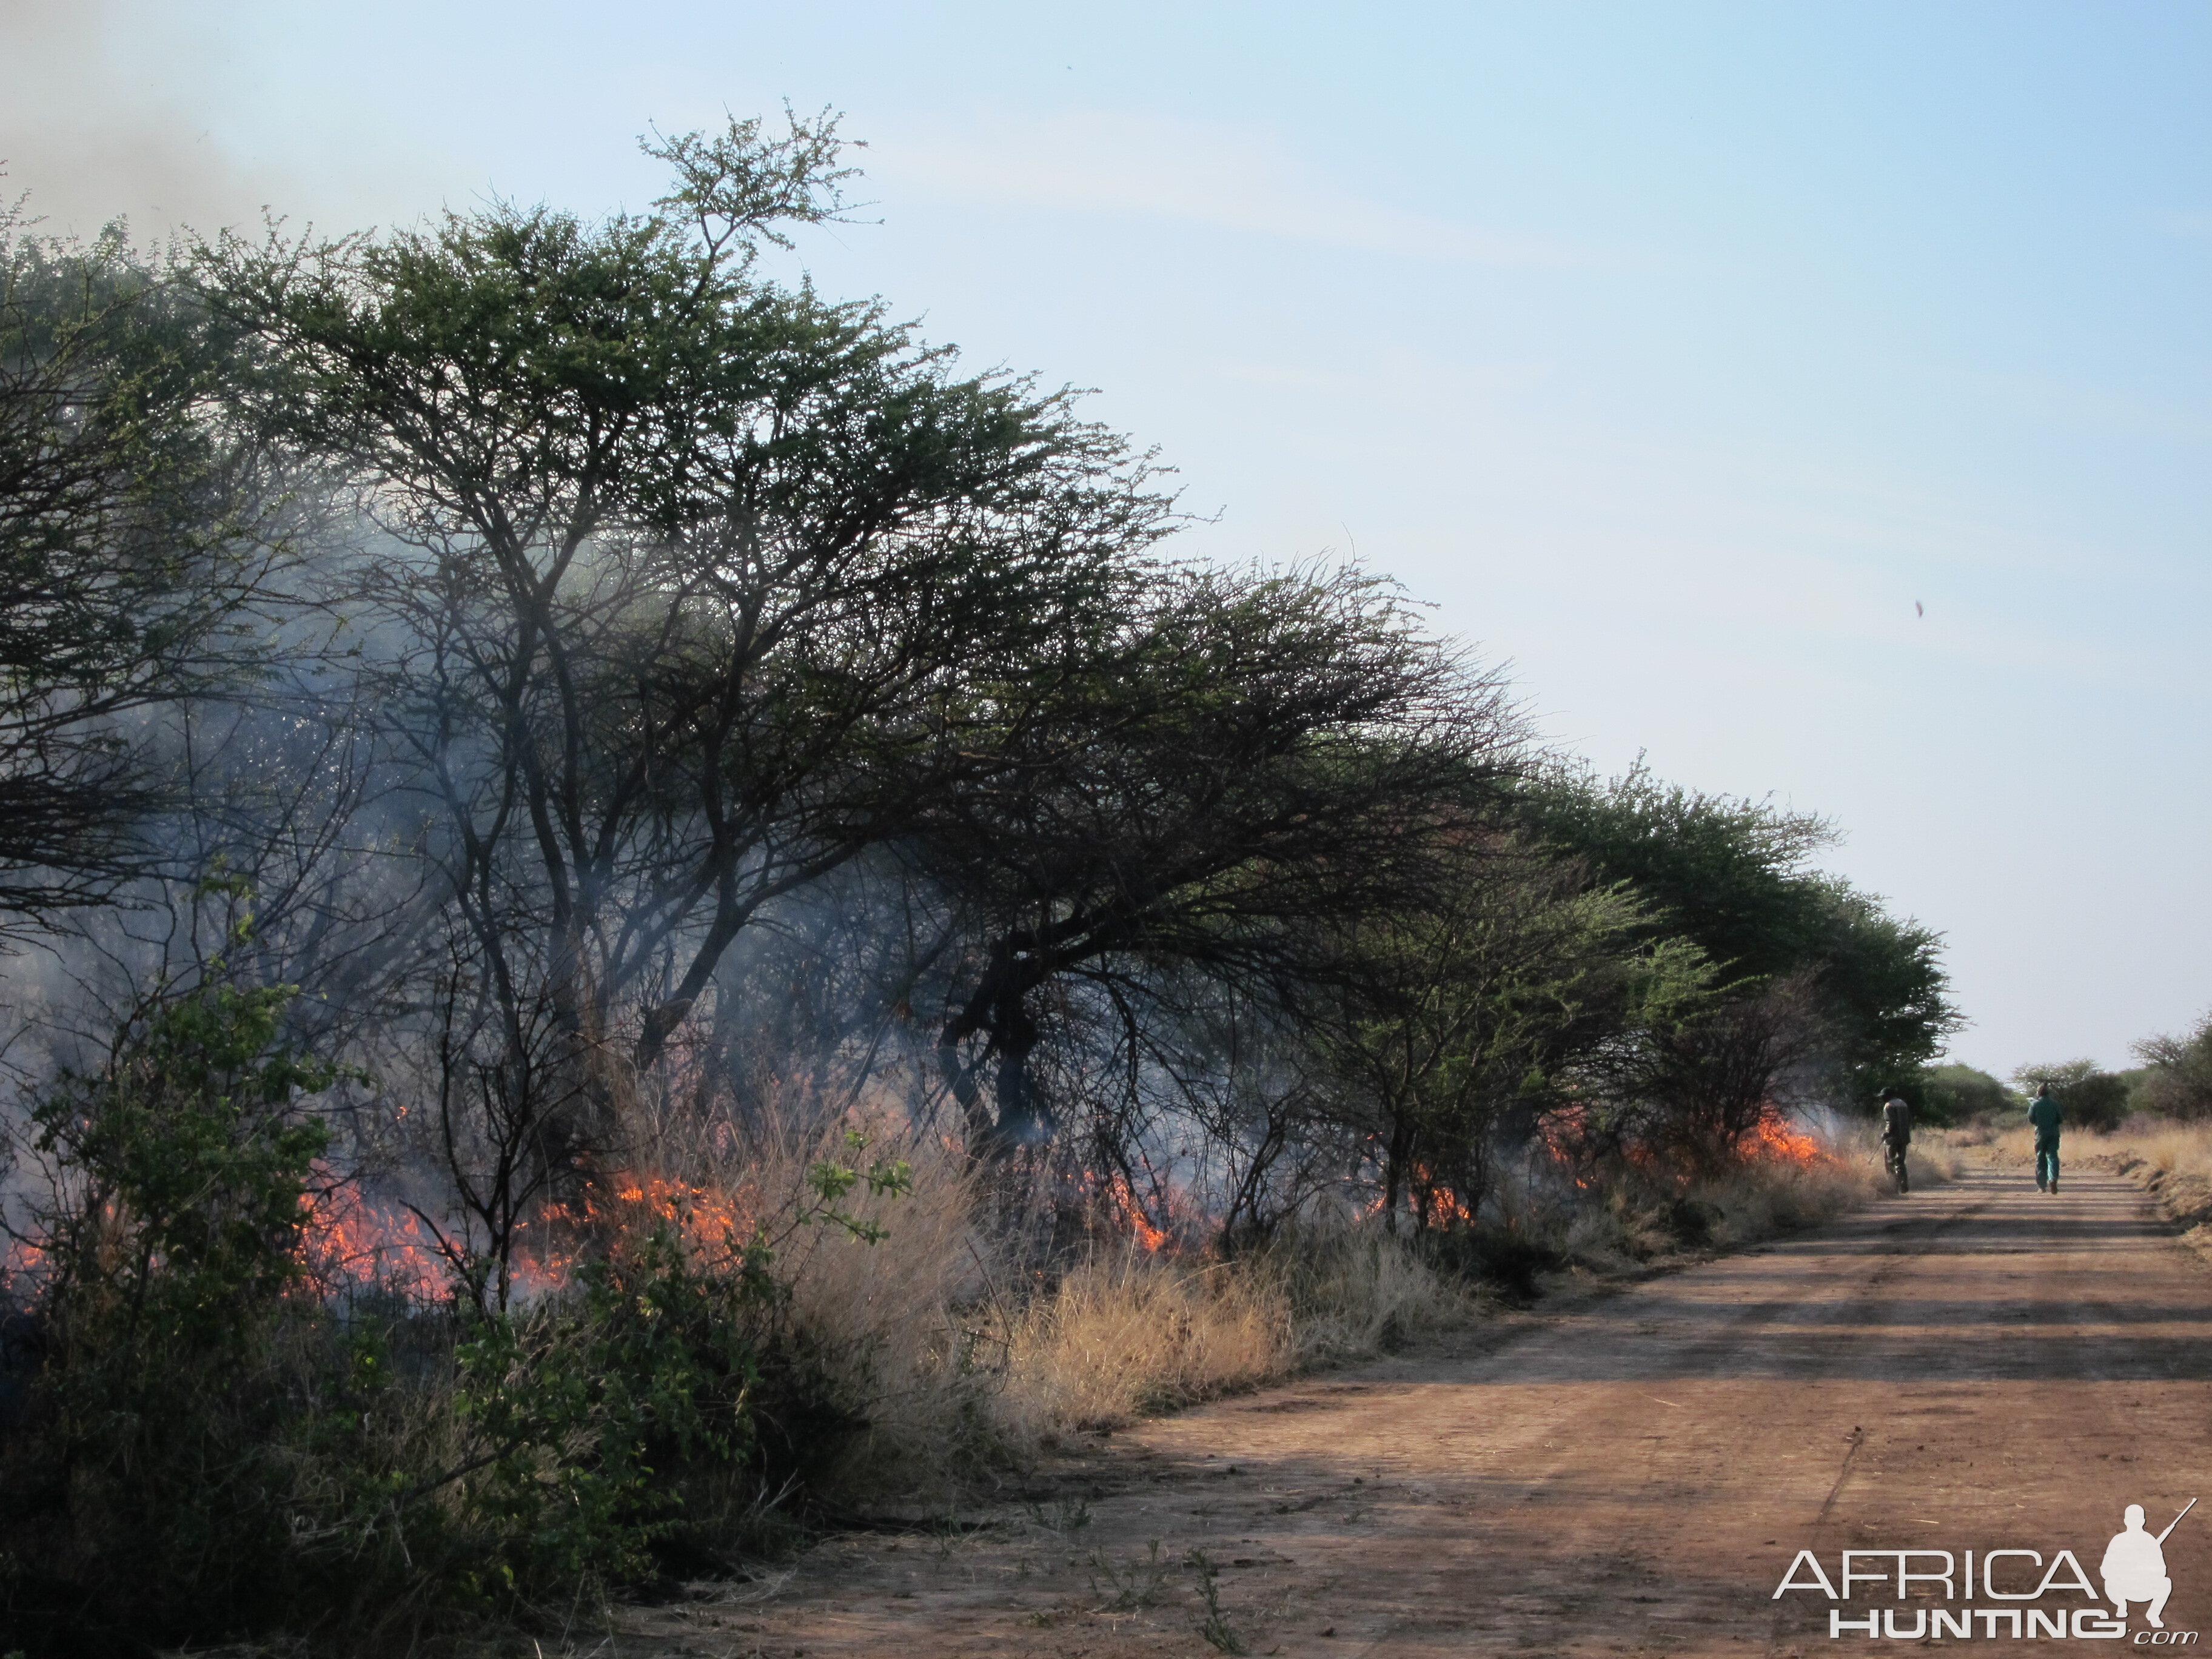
1880,1091,1912,1192
2028,1081,2063,1193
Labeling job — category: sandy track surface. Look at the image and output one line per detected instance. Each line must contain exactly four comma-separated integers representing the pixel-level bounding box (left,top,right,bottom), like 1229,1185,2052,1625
626,1164,2212,1657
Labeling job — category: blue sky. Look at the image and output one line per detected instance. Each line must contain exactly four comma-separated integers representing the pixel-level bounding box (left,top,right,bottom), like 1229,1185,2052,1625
5,1,2207,1073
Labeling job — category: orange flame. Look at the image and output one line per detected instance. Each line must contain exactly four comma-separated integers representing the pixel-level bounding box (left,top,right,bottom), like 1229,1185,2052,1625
2,1234,46,1290
1100,1173,1170,1252
1,1164,766,1311
1738,1107,1831,1168
295,1173,449,1301
506,1171,760,1293
289,1165,762,1305
1537,1104,1598,1188
1402,1163,1478,1227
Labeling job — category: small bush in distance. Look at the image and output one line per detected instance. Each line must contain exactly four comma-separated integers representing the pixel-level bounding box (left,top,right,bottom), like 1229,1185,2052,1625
1924,1063,2014,1125
2011,1058,2131,1133
2132,1013,2212,1121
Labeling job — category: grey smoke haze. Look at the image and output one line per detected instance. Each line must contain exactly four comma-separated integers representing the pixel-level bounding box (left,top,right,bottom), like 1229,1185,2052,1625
0,0,459,241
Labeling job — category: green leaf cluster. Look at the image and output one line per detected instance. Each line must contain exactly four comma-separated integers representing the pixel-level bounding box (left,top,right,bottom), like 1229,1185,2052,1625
451,1220,774,1595
0,212,298,916
10,979,343,1638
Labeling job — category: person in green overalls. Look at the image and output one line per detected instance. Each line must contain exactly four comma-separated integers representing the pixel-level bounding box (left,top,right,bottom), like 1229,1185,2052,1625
2028,1082,2063,1193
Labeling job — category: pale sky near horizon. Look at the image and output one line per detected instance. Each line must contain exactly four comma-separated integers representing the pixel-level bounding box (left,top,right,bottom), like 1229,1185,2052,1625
4,1,2206,1077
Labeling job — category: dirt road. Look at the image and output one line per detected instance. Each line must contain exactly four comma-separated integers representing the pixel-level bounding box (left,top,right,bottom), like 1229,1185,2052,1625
630,1163,2212,1656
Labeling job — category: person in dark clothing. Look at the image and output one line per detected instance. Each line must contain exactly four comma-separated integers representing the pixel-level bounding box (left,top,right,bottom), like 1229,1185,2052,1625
2028,1082,2063,1192
1880,1093,1912,1147
1879,1092,1912,1191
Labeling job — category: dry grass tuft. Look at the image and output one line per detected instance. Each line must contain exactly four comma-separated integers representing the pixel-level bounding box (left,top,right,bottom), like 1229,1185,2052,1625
983,1224,1480,1444
650,1115,997,1496
996,1250,1293,1437
1278,1229,1481,1362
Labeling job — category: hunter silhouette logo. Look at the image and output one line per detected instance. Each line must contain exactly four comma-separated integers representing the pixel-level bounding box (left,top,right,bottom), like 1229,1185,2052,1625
1773,1496,2200,1641
2105,1499,2193,1630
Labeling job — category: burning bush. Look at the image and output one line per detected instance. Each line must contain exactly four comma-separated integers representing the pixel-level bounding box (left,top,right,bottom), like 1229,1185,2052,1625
0,987,919,1652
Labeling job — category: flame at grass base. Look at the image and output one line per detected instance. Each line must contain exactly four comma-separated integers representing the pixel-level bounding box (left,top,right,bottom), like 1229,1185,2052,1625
290,1167,764,1306
295,1175,449,1301
1738,1107,1834,1168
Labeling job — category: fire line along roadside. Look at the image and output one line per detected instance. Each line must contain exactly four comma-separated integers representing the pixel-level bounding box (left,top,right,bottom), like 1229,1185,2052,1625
1772,1498,2200,1642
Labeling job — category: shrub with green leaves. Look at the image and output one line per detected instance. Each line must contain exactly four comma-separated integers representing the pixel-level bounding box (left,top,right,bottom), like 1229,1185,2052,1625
1921,1063,2015,1125
5,978,344,1639
2011,1058,2133,1133
451,1219,775,1596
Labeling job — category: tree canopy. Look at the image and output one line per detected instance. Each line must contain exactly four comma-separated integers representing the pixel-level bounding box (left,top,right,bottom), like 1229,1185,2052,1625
0,116,1969,1221
0,213,303,919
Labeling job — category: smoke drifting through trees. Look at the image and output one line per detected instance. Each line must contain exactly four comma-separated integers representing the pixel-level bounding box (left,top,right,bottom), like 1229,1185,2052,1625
0,112,1964,1649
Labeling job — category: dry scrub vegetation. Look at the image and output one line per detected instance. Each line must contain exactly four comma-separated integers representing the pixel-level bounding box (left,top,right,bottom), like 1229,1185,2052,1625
1956,1115,2212,1242
0,994,1965,1657
0,990,1956,1657
733,1114,1952,1519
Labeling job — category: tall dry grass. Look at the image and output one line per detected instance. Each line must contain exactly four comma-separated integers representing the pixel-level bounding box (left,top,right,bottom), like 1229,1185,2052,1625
1966,1114,2207,1173
623,1106,1959,1510
1690,1133,1959,1241
1502,1127,1960,1270
1279,1229,1481,1362
643,1113,1486,1481
994,1251,1290,1436
989,1228,1483,1441
1965,1113,2212,1234
634,1113,996,1495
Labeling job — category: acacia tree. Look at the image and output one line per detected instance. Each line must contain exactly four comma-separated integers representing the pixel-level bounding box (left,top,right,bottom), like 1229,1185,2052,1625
0,214,304,923
2133,1014,2212,1119
1517,760,1959,1138
210,113,1175,1168
1316,854,1708,1230
2009,1057,2131,1131
911,563,1523,1161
